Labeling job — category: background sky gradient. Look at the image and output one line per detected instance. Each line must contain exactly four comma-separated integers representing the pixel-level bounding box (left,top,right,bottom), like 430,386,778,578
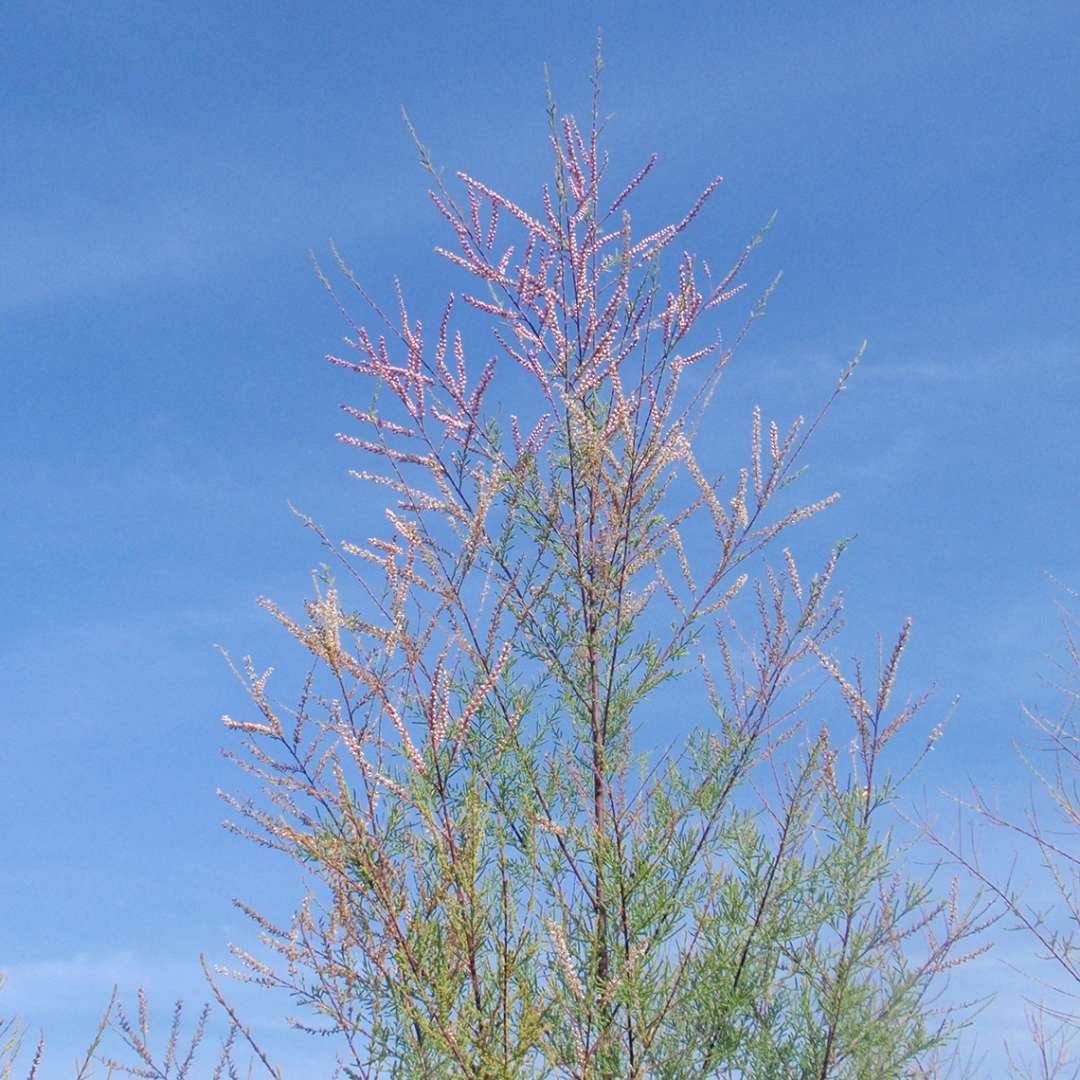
3,2,1078,1075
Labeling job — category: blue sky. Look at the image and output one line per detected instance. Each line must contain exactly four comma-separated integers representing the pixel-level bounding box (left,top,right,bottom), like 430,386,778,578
2,1,1078,1075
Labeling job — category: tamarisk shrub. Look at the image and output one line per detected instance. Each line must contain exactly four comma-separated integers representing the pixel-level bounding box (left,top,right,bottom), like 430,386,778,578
932,588,1079,1077
0,976,35,1080
208,58,992,1077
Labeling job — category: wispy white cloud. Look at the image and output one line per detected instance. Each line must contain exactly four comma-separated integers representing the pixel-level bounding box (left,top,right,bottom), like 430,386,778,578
1,212,203,310
755,337,1078,388
1,950,185,1012
837,424,928,483
0,945,319,1028
0,124,417,311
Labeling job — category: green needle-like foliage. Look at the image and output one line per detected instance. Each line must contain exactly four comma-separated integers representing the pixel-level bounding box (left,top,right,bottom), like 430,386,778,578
204,48,992,1079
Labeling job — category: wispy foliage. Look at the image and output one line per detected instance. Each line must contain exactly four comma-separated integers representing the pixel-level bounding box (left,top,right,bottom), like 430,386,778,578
1,975,270,1080
0,975,38,1080
935,586,1079,1077
4,45,993,1080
